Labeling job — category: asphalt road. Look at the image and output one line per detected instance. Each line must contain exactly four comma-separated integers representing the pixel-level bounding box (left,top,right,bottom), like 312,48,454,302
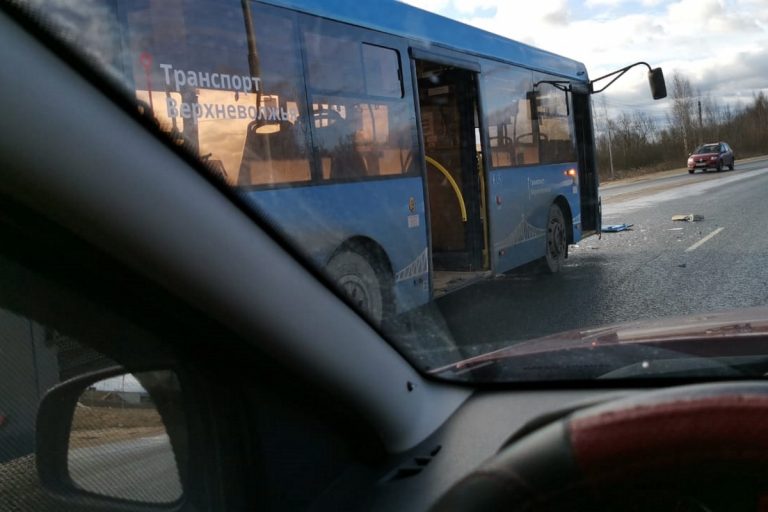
69,434,181,503
0,434,180,510
422,156,768,362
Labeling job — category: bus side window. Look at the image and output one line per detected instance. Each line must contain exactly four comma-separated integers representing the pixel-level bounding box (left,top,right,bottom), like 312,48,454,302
303,26,414,180
236,9,312,186
123,2,314,188
534,74,577,164
480,65,540,169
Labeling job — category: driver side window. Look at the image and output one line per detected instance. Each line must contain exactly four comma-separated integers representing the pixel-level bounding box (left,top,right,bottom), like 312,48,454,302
0,249,187,510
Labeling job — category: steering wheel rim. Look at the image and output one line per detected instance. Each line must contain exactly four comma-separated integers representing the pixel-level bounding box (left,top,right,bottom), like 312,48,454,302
433,382,768,511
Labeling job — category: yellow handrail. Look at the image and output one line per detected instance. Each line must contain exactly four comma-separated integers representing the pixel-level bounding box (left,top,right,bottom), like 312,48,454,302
425,155,468,222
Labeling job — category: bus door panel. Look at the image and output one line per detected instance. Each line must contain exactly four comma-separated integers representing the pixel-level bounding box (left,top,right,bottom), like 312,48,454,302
572,92,600,235
414,58,488,275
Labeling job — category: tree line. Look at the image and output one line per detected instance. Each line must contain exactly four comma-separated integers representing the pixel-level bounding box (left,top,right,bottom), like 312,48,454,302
594,73,768,180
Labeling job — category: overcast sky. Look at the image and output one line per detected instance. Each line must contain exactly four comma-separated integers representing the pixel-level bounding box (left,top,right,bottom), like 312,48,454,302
400,0,768,124
94,374,146,392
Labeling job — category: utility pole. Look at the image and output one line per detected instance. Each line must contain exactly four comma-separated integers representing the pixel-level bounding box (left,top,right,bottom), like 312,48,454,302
601,96,615,179
698,99,703,144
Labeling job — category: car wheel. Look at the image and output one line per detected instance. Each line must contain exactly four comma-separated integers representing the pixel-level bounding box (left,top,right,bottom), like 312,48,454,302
544,204,566,274
688,169,694,174
326,249,387,325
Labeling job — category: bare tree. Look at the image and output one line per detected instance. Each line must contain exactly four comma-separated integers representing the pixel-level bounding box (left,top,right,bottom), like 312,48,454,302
593,78,765,180
597,95,615,179
633,111,657,144
669,73,695,154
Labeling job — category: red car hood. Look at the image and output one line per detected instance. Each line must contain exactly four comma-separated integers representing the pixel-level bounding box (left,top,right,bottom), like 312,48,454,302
430,306,768,376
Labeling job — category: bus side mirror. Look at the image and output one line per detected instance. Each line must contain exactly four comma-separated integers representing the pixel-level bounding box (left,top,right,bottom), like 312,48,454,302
649,67,667,100
570,82,589,95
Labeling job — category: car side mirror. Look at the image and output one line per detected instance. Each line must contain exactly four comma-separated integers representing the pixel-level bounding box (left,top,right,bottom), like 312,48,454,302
648,67,667,100
36,367,187,507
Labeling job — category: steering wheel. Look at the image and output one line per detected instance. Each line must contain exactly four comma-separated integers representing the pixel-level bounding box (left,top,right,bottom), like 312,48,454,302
433,382,768,511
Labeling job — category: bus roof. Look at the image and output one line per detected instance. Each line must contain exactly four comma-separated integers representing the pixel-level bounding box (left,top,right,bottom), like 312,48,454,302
259,0,589,81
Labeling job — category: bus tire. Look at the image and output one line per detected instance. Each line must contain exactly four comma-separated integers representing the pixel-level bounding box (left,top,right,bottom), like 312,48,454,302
544,203,567,273
326,250,386,325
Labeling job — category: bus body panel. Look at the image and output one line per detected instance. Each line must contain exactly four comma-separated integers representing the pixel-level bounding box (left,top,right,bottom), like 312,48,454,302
241,177,430,312
488,163,582,273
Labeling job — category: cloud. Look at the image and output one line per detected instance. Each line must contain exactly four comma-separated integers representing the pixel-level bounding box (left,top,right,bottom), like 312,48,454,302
454,0,498,12
585,0,627,6
693,48,768,96
399,0,768,116
406,0,452,11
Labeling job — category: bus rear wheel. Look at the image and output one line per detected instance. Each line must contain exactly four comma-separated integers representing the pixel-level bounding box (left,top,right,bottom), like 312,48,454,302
544,204,567,273
326,250,386,325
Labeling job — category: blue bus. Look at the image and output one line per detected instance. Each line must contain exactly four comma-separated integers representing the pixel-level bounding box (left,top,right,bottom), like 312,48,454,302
119,0,602,323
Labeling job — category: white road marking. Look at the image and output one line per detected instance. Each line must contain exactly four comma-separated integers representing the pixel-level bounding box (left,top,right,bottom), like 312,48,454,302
685,227,724,252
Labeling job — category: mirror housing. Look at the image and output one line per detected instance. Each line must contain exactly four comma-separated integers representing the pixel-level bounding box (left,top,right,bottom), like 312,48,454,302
649,67,667,100
570,81,590,95
36,366,186,510
36,367,122,495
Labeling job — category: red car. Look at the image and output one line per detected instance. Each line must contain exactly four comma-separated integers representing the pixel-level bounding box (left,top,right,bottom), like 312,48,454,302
687,142,735,173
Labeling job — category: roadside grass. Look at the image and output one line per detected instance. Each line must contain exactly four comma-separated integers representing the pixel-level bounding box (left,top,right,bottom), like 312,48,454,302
71,404,165,449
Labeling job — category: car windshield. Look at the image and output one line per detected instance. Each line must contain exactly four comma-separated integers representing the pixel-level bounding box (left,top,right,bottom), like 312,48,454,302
695,144,720,153
8,0,768,384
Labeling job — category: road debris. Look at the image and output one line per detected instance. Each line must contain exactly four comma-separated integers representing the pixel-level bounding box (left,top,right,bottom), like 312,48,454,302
602,223,633,232
672,214,704,222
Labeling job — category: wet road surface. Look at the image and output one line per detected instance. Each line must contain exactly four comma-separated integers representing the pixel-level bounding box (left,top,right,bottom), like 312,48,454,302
69,434,181,502
419,156,768,363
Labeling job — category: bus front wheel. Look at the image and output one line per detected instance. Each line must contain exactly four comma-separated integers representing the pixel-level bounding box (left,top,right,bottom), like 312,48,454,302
544,204,567,273
326,250,386,325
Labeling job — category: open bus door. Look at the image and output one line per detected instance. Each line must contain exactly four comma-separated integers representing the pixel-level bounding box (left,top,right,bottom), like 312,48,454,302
413,55,490,297
572,91,600,236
